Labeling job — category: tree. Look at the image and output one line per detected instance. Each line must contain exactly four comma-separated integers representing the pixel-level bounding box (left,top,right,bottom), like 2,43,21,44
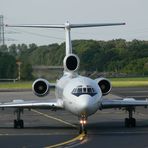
3,39,148,77
20,62,33,80
0,52,17,78
9,44,17,57
0,45,8,52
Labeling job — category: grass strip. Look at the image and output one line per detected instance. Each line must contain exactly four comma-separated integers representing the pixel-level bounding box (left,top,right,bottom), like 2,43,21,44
0,81,32,89
0,77,148,89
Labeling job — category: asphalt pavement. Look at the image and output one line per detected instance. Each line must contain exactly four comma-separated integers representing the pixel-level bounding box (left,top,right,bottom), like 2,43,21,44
0,87,148,148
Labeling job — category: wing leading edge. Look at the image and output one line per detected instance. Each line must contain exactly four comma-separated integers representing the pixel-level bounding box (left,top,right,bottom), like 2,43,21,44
101,98,148,109
0,99,63,110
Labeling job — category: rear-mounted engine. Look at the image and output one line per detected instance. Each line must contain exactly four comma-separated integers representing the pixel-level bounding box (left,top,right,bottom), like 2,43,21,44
32,78,50,97
95,77,112,96
63,54,80,72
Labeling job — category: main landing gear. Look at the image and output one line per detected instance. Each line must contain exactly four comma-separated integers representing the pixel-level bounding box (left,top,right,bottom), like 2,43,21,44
125,107,136,128
14,109,24,128
79,116,87,134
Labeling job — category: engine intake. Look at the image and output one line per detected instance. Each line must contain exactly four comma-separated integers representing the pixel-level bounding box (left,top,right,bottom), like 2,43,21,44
96,77,112,96
63,54,80,72
32,78,50,97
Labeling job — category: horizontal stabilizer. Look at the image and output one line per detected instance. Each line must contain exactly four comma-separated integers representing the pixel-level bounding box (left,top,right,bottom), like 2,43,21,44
5,24,65,28
5,22,125,29
70,23,125,28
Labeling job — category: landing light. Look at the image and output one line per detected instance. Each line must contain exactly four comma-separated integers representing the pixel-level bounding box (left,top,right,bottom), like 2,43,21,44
83,120,87,124
80,120,87,124
79,136,84,141
80,120,83,124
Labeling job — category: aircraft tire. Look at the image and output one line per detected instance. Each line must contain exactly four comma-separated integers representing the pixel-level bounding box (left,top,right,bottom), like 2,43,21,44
131,118,136,127
14,120,24,128
19,120,24,128
125,118,130,127
14,120,17,128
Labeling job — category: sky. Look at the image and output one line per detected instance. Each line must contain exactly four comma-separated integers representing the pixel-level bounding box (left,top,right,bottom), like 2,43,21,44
1,0,148,45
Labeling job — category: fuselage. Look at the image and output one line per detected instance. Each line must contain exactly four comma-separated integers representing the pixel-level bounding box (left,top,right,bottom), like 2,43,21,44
7,21,125,132
56,72,102,117
31,22,114,119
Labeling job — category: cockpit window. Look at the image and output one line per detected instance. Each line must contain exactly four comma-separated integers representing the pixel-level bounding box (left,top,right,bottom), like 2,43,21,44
92,88,95,93
83,88,87,93
87,88,92,93
72,88,77,93
72,85,97,97
77,88,82,93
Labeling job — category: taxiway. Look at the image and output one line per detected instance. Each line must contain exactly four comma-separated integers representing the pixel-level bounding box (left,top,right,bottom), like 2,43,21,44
0,87,148,148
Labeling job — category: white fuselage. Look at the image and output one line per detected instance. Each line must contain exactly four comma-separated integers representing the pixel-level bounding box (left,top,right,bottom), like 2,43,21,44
55,72,102,118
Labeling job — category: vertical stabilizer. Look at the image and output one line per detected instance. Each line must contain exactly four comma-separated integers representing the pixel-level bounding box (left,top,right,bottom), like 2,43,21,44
65,22,72,55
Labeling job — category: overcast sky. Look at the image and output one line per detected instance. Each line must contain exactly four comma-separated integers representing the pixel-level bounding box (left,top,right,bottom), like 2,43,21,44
1,0,148,45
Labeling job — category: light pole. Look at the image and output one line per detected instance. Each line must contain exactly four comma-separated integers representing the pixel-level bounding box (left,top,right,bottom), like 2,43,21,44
16,60,22,80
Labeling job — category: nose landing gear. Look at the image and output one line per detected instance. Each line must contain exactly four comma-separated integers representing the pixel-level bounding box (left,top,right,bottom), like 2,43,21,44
79,117,87,134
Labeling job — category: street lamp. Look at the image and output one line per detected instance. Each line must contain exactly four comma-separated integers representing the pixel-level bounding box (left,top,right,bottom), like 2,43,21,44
16,60,22,80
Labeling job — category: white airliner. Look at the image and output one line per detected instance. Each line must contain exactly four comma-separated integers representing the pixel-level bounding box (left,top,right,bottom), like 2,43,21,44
2,22,148,133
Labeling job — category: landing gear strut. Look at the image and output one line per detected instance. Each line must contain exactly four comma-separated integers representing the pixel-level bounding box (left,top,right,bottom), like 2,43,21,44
125,107,136,127
14,109,24,128
79,116,87,134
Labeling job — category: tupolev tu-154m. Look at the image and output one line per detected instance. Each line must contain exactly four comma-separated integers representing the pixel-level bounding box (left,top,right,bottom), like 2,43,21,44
2,21,148,134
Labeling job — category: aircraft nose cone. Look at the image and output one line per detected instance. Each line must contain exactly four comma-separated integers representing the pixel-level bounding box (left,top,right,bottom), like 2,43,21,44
76,94,99,116
78,95,92,112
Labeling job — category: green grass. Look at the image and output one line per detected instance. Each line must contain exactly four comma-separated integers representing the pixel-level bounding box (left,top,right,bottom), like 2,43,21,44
0,81,32,89
110,77,148,87
0,77,148,89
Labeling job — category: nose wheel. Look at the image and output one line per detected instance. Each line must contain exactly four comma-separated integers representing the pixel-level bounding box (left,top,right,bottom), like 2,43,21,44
79,118,87,134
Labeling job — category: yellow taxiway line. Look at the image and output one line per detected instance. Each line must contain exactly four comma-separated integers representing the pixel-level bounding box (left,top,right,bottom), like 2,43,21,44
32,109,86,148
45,132,85,148
32,109,77,128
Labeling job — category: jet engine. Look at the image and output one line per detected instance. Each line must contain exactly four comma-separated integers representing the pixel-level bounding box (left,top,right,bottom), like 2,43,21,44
32,78,50,97
95,77,112,96
63,54,80,72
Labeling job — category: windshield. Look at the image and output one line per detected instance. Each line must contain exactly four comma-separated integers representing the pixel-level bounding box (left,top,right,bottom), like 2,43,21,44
72,85,97,97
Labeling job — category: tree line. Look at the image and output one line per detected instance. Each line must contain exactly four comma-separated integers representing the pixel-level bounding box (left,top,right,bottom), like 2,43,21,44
0,39,148,80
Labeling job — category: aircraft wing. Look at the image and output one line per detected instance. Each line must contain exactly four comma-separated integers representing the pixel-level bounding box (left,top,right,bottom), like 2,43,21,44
0,99,63,110
101,98,148,109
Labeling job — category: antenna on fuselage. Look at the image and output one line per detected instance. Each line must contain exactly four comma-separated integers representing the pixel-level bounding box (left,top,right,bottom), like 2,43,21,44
6,21,125,55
